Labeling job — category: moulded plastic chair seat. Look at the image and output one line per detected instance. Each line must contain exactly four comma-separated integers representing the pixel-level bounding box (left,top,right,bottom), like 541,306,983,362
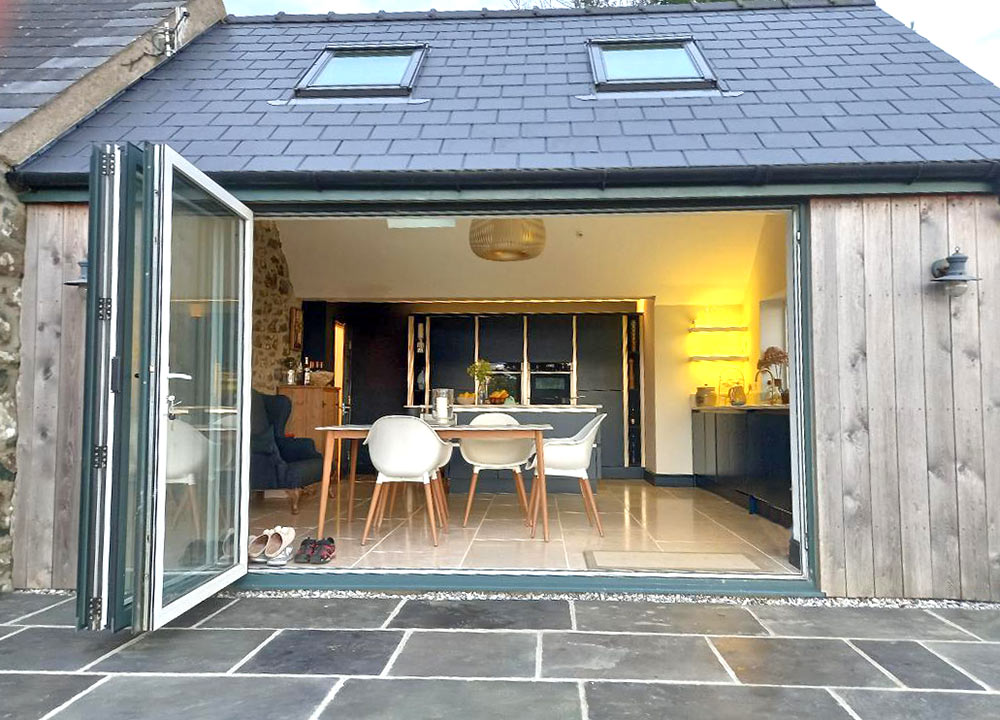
528,413,607,537
459,412,534,527
361,415,451,546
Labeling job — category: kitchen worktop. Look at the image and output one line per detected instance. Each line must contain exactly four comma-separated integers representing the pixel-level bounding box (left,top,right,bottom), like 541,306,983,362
693,404,789,412
406,404,602,413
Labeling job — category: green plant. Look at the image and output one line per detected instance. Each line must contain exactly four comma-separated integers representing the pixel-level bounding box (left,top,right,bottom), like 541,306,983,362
466,359,493,388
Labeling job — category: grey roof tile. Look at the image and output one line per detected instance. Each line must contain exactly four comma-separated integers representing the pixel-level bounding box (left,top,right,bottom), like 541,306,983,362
14,1,1000,181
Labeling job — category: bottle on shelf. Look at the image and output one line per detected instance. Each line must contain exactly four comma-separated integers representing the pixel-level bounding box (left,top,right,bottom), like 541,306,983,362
303,357,311,386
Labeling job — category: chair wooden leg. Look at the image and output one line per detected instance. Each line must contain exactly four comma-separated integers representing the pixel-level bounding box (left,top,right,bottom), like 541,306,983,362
387,484,399,518
187,485,201,539
361,483,383,546
285,488,302,515
526,475,538,534
578,479,595,526
423,482,438,546
436,469,450,520
581,478,604,537
513,470,529,524
376,483,391,530
432,477,449,531
463,471,479,527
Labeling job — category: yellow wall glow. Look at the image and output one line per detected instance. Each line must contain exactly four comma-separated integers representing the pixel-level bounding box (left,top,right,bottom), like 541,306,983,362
685,305,750,389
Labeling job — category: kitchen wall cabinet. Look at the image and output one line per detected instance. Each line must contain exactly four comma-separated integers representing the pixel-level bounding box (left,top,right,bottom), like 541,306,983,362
527,314,573,363
478,315,524,363
576,314,623,391
429,315,475,393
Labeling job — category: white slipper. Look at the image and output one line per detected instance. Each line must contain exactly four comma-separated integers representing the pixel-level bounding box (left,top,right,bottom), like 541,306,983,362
249,530,272,562
266,545,294,566
264,526,296,559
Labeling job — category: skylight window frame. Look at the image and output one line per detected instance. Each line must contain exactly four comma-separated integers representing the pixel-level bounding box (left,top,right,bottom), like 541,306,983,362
587,37,717,93
295,43,429,98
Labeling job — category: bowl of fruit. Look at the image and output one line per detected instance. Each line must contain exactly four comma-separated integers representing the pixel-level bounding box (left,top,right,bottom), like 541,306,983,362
456,392,476,405
488,389,511,405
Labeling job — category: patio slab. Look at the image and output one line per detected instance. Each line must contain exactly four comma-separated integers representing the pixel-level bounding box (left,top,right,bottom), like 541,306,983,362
931,608,1000,641
573,601,768,635
201,597,401,629
237,629,403,675
925,641,1000,690
0,592,69,624
0,673,100,720
585,682,853,720
852,640,981,690
389,599,571,630
0,627,130,671
542,632,730,681
712,637,897,688
749,607,969,640
91,628,274,673
837,689,1000,720
51,675,333,720
389,631,537,677
322,678,580,720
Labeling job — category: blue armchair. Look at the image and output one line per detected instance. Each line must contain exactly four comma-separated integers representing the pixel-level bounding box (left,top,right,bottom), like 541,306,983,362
250,389,324,514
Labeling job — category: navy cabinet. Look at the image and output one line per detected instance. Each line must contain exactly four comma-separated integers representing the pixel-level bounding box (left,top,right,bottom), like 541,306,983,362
576,314,623,391
478,315,524,363
584,390,625,475
692,408,791,526
527,314,573,363
429,315,475,393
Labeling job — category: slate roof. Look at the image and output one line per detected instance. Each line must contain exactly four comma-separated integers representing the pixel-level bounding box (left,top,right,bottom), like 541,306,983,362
0,0,189,133
13,0,1000,190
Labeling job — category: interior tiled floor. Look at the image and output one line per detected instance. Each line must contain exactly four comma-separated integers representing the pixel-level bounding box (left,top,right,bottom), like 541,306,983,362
250,479,795,573
3,592,1000,720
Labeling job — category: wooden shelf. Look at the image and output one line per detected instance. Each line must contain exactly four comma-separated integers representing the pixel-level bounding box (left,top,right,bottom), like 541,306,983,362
687,326,748,333
688,355,749,362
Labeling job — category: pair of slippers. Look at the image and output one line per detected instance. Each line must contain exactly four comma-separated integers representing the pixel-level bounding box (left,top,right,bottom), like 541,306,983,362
294,537,336,564
249,526,296,566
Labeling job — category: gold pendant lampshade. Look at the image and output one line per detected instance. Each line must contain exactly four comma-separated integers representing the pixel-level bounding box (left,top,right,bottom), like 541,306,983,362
468,218,546,261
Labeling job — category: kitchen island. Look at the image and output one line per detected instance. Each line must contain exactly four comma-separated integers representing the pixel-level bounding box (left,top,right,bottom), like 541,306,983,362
406,404,603,493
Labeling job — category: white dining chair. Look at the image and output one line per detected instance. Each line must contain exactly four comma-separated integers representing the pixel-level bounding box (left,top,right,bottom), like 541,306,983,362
362,415,450,546
459,412,534,526
528,413,607,537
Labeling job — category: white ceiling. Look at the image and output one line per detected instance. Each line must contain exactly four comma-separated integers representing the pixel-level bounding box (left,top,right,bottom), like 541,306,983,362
278,210,788,306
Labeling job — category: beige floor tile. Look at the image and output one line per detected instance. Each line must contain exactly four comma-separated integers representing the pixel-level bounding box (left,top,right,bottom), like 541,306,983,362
461,539,570,569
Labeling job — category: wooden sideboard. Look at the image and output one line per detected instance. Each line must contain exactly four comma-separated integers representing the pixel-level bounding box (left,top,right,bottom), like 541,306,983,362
276,385,341,451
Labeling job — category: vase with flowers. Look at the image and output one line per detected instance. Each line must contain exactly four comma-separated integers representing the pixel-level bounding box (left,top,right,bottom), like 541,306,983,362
757,346,789,405
466,359,493,405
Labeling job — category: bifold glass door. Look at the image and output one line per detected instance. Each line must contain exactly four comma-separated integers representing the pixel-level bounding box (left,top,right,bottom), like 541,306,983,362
78,143,253,632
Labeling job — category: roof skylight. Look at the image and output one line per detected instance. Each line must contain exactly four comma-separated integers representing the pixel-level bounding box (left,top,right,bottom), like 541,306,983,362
295,44,428,98
588,38,717,92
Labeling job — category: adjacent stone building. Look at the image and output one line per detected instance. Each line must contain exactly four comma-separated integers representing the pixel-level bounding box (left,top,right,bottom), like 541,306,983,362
0,0,225,591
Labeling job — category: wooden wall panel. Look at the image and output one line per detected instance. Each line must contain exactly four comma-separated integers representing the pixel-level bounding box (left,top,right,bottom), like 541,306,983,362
811,194,1000,601
13,204,88,590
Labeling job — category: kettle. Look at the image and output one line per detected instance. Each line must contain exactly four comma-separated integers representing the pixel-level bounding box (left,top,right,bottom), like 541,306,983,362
728,385,747,407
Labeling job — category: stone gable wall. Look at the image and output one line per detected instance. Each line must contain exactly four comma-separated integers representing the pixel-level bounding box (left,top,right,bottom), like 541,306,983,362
252,219,300,393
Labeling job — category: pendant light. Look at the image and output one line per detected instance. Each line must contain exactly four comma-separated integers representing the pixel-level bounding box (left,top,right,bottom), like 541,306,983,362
468,218,546,261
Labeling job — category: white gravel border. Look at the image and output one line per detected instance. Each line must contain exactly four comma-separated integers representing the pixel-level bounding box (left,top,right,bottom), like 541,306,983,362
218,588,1000,610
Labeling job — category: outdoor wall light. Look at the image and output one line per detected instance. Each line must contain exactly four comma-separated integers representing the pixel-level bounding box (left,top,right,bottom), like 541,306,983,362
469,218,546,261
931,248,980,297
63,259,88,287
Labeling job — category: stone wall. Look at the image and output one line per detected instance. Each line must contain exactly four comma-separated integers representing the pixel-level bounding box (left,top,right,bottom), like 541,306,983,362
252,220,300,393
0,171,25,592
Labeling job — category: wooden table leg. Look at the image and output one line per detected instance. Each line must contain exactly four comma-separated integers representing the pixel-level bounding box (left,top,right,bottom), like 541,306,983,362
347,438,360,523
535,430,548,542
316,431,335,539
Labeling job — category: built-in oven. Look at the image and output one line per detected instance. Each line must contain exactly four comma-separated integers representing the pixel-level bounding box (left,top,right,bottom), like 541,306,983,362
529,362,572,404
489,361,522,403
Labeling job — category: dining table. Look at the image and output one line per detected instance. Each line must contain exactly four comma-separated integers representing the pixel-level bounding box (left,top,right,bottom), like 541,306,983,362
314,422,555,541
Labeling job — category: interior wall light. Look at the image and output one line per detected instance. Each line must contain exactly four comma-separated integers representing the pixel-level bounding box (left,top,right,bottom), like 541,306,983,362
930,247,980,297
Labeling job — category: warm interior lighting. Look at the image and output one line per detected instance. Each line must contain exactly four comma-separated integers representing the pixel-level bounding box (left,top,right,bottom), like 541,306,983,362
686,306,749,389
469,218,546,261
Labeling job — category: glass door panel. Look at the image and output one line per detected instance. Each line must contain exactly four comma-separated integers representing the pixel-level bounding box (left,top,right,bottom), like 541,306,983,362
151,147,252,627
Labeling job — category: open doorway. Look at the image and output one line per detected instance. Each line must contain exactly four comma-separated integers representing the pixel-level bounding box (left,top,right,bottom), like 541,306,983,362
246,208,804,577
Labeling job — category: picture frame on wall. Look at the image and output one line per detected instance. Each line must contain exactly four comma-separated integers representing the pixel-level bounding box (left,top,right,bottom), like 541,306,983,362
289,306,303,352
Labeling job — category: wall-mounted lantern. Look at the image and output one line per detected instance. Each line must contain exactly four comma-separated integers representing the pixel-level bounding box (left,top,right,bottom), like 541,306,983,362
63,260,88,287
931,248,980,297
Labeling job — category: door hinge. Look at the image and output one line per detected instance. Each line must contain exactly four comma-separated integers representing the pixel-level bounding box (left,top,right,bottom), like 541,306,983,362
97,297,112,321
87,596,102,629
99,152,116,177
92,445,108,469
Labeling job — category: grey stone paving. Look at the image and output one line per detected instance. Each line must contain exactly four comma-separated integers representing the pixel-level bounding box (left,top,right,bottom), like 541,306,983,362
1,592,1000,719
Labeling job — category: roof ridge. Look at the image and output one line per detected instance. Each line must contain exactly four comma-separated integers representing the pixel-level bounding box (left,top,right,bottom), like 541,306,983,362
224,0,877,25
